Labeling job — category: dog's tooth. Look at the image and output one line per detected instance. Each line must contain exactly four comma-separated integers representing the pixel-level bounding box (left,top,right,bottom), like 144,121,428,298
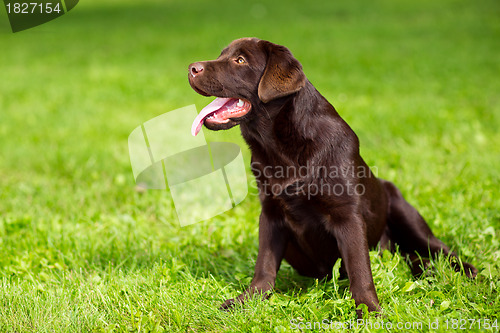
237,99,244,107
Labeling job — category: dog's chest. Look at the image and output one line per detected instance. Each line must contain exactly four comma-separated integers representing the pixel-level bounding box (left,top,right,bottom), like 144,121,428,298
281,200,340,263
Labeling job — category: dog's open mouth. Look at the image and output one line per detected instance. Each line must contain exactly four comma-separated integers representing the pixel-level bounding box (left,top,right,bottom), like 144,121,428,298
191,97,251,136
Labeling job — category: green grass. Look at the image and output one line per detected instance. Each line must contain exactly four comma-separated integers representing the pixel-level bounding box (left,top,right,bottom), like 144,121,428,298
0,0,499,331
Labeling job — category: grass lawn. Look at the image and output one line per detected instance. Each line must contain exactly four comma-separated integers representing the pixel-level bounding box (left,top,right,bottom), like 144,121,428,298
0,0,499,331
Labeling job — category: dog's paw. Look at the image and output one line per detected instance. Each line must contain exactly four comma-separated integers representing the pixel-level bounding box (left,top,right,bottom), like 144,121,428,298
220,295,246,311
219,288,273,311
462,262,478,279
219,298,237,311
355,303,383,319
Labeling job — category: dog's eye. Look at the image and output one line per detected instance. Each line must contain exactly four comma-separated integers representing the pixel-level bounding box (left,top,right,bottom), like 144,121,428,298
235,56,246,64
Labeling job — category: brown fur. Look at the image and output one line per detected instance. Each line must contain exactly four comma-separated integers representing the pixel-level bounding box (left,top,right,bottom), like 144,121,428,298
188,38,477,316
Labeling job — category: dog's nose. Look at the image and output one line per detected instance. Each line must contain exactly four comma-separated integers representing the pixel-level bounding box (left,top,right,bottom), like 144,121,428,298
189,62,204,77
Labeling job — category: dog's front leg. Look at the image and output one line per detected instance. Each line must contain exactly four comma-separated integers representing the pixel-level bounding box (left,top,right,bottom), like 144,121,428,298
331,214,380,317
220,200,288,310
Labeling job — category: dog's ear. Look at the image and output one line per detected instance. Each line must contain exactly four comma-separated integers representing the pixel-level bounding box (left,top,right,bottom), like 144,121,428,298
258,41,306,103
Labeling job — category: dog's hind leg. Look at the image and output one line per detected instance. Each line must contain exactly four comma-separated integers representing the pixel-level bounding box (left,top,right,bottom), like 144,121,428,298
380,179,477,278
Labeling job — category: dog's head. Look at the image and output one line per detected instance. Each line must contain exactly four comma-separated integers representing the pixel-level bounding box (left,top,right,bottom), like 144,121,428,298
189,38,306,135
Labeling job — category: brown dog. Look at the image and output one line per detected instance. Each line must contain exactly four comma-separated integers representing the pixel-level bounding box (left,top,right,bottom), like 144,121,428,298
188,38,477,315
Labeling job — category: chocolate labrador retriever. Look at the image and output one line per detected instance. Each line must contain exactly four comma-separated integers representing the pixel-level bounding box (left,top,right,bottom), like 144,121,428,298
188,38,477,315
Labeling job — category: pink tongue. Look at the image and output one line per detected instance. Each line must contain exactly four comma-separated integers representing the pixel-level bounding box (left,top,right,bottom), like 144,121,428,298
191,97,233,136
